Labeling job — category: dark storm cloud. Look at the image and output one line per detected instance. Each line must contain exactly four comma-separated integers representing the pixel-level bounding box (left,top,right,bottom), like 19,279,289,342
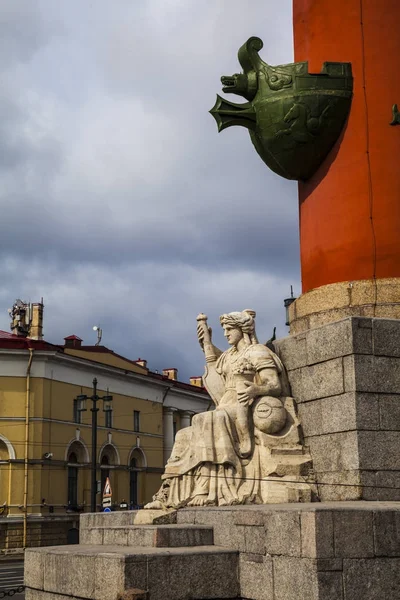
0,0,298,381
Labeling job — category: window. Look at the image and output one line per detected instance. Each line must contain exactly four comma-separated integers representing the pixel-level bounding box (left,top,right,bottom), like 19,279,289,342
133,410,140,432
73,399,82,424
105,408,113,429
173,420,177,440
130,457,138,506
67,452,78,507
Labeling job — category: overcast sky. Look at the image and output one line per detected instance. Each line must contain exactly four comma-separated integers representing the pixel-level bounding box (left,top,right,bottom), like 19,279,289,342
0,0,298,381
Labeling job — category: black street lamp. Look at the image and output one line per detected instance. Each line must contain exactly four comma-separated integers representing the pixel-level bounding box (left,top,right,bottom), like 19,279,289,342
75,378,113,512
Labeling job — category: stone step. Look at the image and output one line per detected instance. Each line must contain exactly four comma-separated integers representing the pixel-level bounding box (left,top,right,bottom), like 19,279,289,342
25,544,239,600
81,524,214,548
80,509,177,532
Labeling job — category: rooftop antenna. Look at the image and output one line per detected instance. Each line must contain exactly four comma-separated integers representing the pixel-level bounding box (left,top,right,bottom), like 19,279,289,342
93,325,102,346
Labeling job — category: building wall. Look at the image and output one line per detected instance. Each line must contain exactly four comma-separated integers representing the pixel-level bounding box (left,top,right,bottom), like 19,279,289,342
0,349,209,549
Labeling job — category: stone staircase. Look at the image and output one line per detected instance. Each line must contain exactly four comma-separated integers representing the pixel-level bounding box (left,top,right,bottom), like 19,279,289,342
24,510,240,600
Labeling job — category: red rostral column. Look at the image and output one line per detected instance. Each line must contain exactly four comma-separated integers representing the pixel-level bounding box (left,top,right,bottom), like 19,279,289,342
293,0,400,295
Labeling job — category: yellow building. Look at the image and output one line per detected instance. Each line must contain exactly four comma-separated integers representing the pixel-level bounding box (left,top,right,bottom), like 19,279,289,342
0,301,209,551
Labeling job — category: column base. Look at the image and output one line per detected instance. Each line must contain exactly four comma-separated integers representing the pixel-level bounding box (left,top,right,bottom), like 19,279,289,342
289,277,400,334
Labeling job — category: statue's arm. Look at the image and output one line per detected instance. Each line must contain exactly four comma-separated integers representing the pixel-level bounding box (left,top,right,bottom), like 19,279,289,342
237,366,281,404
196,314,225,404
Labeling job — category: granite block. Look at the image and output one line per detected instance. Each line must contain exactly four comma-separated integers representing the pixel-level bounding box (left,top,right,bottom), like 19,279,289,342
44,552,95,598
343,558,400,599
80,527,104,545
94,555,126,600
264,511,301,557
306,319,355,364
243,525,266,555
103,527,129,546
288,358,344,403
301,511,334,558
273,557,319,600
307,431,360,472
373,510,400,556
358,431,400,470
317,571,344,600
344,355,400,393
123,557,148,598
373,318,400,358
239,554,273,600
316,558,343,571
24,548,45,590
375,471,400,501
379,395,400,430
333,511,374,558
274,333,308,371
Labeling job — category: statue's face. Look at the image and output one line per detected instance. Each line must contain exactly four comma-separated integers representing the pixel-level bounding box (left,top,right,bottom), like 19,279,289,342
222,324,243,346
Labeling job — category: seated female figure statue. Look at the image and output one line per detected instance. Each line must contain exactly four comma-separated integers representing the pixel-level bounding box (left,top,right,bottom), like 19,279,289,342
146,309,291,509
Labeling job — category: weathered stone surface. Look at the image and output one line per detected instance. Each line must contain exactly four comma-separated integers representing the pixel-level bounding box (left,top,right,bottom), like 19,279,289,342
44,550,96,598
117,589,147,600
153,525,213,548
264,511,301,557
94,555,126,600
333,511,374,558
274,333,308,370
344,354,400,394
316,558,343,571
239,554,273,600
301,511,334,559
103,527,129,546
307,431,360,472
343,558,400,599
289,358,345,403
358,431,400,470
379,395,400,430
24,549,45,589
80,527,104,545
145,549,239,600
373,510,400,556
305,318,372,365
313,470,375,502
373,318,400,358
317,571,344,600
133,510,176,525
273,557,319,600
375,471,400,501
299,392,379,437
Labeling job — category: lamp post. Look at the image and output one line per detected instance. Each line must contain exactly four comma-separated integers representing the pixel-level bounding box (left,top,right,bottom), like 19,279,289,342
75,378,113,512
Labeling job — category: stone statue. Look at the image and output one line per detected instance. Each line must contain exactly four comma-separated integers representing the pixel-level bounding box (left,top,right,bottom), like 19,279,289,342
146,310,314,509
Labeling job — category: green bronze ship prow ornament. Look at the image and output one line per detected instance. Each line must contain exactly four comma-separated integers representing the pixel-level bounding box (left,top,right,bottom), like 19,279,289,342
210,37,353,181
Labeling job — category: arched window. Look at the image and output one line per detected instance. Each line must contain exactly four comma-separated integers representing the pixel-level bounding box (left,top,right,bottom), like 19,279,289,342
67,451,78,507
128,448,146,508
130,456,138,506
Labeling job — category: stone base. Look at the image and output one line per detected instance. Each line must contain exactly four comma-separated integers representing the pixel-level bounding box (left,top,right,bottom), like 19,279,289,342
24,503,400,600
288,277,400,334
275,316,400,501
178,502,400,600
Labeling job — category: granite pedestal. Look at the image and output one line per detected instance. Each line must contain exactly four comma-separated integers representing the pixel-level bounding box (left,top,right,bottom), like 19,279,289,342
276,316,400,501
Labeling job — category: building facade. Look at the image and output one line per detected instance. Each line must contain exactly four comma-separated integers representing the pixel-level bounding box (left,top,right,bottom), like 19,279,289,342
0,304,209,551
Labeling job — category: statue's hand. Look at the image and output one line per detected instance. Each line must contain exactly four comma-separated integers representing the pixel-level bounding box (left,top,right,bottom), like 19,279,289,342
197,323,212,350
237,381,260,403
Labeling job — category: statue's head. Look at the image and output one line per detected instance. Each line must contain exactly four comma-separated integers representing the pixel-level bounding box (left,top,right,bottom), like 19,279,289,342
220,309,258,346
